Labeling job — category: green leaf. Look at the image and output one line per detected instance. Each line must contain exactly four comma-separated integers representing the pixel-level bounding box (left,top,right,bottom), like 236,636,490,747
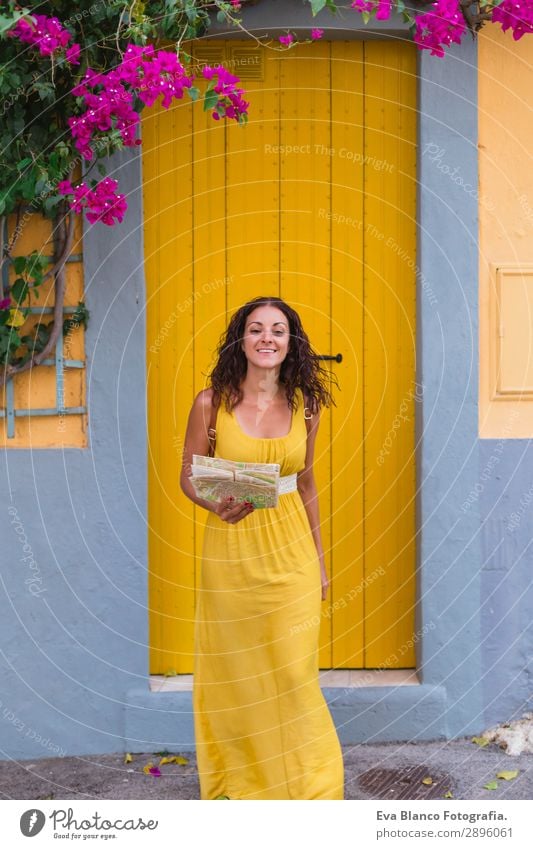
361,10,371,23
35,176,49,195
203,88,218,112
0,10,27,35
20,178,36,200
187,86,200,101
310,0,327,14
43,195,62,216
11,277,29,305
32,80,55,102
17,158,32,171
13,256,27,274
483,780,498,790
9,330,22,348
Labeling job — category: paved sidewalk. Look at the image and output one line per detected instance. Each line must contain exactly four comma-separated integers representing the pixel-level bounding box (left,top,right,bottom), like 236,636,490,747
0,738,531,800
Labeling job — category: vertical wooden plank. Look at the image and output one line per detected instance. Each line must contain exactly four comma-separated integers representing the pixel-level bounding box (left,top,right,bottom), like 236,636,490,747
363,42,417,667
191,40,227,407
191,41,228,628
330,41,365,668
226,44,280,308
141,98,162,671
279,41,333,668
167,94,195,673
143,89,195,673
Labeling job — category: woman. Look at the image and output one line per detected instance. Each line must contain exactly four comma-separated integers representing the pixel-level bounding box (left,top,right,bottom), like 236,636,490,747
180,295,344,800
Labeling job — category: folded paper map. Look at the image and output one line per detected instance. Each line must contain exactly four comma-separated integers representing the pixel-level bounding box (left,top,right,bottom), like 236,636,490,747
189,454,281,509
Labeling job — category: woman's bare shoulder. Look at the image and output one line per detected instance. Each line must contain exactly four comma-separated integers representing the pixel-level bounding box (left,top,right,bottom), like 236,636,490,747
195,387,217,405
185,389,214,421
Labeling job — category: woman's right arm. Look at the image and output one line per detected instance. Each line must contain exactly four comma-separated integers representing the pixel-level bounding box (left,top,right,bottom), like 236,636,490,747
179,389,218,513
179,389,254,524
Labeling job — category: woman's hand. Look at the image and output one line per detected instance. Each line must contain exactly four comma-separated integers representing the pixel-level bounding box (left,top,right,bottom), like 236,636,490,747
213,495,255,524
320,559,329,601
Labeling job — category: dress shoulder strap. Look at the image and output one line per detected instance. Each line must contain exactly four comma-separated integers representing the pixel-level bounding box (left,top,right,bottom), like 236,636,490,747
302,388,314,434
207,389,221,457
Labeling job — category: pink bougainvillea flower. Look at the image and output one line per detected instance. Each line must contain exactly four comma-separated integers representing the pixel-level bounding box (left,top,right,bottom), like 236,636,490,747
1,25,248,219
68,45,248,159
413,0,466,57
279,33,295,45
9,13,72,57
71,67,105,96
492,0,533,40
65,43,81,65
59,177,127,226
375,0,393,20
84,178,128,226
350,0,392,19
142,761,161,776
311,28,324,39
0,297,11,311
57,180,74,196
202,64,249,122
351,0,375,11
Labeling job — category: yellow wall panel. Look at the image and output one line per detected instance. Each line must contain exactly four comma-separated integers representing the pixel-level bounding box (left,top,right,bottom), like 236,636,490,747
144,94,196,673
226,44,280,308
278,41,333,667
1,211,87,448
363,42,417,667
330,42,365,668
479,27,533,436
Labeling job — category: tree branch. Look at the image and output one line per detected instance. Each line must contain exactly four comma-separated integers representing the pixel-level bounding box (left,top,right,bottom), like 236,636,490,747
41,203,76,283
0,204,75,388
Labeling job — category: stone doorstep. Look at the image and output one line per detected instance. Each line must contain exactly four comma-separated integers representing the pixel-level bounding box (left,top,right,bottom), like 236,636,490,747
150,669,420,692
125,682,449,746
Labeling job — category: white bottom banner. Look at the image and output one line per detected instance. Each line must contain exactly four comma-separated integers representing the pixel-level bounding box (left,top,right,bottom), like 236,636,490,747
3,799,530,847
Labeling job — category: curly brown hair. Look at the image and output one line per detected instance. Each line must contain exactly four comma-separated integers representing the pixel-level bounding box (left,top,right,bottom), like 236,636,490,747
206,296,340,415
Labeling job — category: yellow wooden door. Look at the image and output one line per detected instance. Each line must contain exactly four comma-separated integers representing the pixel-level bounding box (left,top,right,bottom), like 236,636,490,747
142,40,416,674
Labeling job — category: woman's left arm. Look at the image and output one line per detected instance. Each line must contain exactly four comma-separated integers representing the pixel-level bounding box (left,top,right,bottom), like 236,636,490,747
297,405,329,601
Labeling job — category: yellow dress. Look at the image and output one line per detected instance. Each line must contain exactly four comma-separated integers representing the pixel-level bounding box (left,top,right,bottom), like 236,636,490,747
192,386,345,800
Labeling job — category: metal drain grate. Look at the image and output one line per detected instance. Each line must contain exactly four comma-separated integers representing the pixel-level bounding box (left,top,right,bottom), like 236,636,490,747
358,765,454,800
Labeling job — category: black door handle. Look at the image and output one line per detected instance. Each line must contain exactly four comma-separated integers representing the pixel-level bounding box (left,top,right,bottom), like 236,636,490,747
316,353,343,363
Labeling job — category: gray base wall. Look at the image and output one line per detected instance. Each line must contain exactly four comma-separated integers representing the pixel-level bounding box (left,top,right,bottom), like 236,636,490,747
0,144,148,761
1,2,530,762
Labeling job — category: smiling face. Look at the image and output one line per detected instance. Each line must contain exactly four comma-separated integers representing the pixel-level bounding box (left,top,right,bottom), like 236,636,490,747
240,304,290,371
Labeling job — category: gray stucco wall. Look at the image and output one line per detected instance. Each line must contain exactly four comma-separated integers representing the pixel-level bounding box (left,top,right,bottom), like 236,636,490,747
1,1,530,762
1,145,148,760
477,447,533,721
417,33,532,734
416,35,484,735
